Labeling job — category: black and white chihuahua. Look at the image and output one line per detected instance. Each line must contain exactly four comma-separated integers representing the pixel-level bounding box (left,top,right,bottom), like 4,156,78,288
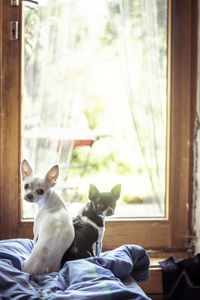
61,183,121,266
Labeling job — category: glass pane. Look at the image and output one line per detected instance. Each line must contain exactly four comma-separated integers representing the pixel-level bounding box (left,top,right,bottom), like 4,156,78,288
22,0,167,219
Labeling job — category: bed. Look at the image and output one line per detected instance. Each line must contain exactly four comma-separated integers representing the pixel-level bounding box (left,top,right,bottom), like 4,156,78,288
0,238,151,299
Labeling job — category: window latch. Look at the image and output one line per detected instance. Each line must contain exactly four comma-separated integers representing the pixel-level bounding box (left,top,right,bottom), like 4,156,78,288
10,21,19,40
11,0,19,6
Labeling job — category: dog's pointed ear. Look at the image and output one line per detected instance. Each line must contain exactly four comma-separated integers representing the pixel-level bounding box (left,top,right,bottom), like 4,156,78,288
89,184,100,201
111,184,121,201
45,165,59,187
21,160,33,181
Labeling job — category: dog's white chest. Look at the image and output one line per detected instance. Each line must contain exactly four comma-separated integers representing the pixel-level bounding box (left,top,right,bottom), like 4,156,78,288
95,225,105,256
33,208,47,241
33,207,55,242
97,226,105,244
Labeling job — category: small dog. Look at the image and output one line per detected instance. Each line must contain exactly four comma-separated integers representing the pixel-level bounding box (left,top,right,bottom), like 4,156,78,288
61,183,121,267
21,159,75,275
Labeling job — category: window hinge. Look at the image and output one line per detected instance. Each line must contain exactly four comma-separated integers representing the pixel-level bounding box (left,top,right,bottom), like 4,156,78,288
11,0,19,6
10,21,19,40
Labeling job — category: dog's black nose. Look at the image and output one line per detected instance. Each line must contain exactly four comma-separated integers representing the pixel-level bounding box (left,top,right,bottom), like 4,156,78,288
26,193,34,201
106,207,114,216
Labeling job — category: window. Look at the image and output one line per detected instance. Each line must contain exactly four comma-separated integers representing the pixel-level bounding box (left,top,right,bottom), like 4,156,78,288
22,0,167,220
0,0,197,251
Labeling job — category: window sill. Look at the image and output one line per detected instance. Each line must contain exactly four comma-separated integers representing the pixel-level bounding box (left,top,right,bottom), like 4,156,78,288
140,252,189,300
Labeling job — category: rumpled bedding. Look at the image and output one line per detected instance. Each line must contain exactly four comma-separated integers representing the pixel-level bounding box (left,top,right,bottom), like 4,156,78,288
0,239,151,300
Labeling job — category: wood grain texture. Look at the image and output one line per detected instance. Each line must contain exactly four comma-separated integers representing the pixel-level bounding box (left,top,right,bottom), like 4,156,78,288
103,219,171,250
0,0,23,239
140,267,163,295
168,0,197,248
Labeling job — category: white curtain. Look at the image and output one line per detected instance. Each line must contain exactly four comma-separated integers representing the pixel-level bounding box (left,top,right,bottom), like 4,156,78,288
22,0,85,175
22,0,167,218
106,0,167,210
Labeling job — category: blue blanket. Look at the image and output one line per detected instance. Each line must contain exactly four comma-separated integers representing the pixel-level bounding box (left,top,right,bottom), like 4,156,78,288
0,239,150,300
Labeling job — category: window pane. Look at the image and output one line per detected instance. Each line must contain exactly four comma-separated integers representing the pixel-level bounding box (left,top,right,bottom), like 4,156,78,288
22,0,167,219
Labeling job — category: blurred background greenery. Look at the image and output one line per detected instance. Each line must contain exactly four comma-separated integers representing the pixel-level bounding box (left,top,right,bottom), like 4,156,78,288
22,0,167,218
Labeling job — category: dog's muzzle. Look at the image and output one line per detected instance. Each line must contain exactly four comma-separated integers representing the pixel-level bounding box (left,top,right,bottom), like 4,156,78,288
24,193,34,202
104,207,114,216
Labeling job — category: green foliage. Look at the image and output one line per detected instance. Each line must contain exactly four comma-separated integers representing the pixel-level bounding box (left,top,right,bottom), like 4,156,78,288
122,195,143,204
23,0,167,207
83,94,104,130
107,1,120,15
100,21,117,46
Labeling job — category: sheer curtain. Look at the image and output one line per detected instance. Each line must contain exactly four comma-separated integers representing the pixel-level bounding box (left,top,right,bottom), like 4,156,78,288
22,1,86,175
22,0,167,218
106,0,167,211
22,0,87,217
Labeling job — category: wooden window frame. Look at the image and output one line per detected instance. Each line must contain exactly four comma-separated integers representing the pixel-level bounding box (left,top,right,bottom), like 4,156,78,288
0,0,198,252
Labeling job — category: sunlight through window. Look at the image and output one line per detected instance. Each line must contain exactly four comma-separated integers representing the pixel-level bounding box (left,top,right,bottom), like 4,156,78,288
22,0,167,219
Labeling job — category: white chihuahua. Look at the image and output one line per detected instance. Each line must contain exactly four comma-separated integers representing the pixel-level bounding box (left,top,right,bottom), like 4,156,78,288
21,159,75,275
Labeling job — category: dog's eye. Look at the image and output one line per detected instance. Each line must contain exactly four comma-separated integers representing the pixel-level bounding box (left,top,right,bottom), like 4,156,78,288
37,189,44,195
24,184,29,190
